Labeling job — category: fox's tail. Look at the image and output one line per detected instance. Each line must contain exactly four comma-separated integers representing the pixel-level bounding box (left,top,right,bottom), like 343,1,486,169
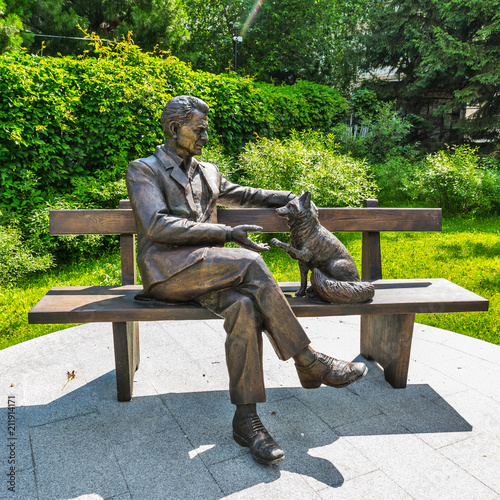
310,268,375,304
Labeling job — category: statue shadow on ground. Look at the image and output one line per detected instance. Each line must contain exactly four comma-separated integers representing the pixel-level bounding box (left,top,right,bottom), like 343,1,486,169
12,364,473,499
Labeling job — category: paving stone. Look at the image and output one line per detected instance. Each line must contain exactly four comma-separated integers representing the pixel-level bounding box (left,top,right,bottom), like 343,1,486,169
299,436,379,492
260,397,377,490
300,317,363,361
90,379,180,446
133,320,180,352
405,362,470,400
0,341,36,372
347,376,429,414
296,384,383,430
67,495,110,500
431,354,500,402
30,413,128,499
21,364,96,428
159,388,246,466
66,323,116,381
439,432,500,494
441,331,500,364
433,388,500,438
113,430,223,499
1,405,34,474
209,456,317,498
414,324,460,345
158,319,227,362
106,493,133,500
410,337,464,366
317,470,413,500
2,314,500,499
0,378,35,474
338,414,498,500
107,493,133,500
362,385,475,449
147,352,210,396
3,467,37,500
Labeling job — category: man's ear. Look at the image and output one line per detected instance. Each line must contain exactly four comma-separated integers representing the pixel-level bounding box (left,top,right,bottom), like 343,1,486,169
169,122,179,138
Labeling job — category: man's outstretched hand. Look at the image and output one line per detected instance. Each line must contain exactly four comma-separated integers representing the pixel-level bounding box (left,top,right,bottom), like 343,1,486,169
230,225,270,253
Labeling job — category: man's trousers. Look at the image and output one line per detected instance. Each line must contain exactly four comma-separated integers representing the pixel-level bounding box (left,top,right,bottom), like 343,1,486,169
147,247,311,404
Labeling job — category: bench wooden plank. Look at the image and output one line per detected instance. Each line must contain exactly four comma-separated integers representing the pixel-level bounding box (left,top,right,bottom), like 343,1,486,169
28,279,488,325
49,207,442,235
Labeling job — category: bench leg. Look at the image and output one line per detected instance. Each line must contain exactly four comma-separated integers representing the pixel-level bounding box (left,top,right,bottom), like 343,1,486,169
132,321,140,371
112,321,140,402
360,313,415,389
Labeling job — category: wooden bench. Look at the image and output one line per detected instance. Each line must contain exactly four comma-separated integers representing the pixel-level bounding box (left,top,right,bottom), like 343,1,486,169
28,199,489,401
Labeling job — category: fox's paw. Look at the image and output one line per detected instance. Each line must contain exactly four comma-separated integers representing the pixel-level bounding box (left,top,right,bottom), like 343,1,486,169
270,238,285,248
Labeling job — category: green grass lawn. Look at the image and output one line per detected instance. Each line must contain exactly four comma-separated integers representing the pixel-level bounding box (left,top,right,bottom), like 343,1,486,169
1,216,498,350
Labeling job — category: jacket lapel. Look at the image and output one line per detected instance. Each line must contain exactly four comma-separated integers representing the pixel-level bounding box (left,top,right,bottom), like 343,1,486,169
198,161,219,222
154,146,197,213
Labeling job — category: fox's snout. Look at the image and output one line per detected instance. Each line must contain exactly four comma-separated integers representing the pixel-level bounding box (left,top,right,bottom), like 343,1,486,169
276,205,290,216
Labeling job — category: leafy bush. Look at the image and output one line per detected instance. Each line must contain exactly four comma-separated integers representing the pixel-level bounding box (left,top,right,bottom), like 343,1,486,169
0,225,52,287
350,89,380,121
370,156,420,206
0,38,347,219
24,199,117,264
412,145,500,214
22,173,128,262
199,143,237,180
239,130,378,207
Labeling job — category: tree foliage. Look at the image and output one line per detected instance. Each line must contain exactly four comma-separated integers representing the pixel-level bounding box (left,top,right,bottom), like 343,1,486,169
358,0,500,141
0,0,22,52
4,0,189,55
180,0,367,88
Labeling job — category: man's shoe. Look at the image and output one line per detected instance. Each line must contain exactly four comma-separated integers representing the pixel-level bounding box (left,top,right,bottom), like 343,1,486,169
233,412,285,465
296,352,368,389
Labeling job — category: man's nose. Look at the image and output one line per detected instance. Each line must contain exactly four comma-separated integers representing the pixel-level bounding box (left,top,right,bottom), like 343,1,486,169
201,131,209,143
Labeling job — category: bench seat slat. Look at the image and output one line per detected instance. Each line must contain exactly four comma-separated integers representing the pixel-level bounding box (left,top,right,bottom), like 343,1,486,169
28,279,488,325
49,207,442,235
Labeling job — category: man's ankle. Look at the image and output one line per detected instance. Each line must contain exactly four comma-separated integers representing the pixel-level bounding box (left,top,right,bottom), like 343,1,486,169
234,403,257,419
293,346,316,367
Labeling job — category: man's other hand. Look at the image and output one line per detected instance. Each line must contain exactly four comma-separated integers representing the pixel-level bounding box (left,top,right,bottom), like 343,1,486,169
231,225,270,253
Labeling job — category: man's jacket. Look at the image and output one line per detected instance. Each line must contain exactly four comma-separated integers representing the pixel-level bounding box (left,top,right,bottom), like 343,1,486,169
126,145,293,295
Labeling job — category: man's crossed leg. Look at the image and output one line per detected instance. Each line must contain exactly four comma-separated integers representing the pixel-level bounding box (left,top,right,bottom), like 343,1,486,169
148,247,367,465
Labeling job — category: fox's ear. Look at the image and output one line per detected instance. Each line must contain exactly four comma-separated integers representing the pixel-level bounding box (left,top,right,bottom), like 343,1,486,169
300,191,312,208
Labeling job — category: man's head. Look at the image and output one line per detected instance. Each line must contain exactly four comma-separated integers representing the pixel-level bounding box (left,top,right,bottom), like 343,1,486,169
161,96,210,161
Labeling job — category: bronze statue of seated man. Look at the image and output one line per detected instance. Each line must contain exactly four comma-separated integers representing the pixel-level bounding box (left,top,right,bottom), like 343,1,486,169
126,95,367,466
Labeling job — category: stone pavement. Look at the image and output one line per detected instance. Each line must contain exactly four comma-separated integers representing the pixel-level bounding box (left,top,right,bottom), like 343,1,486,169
1,315,499,500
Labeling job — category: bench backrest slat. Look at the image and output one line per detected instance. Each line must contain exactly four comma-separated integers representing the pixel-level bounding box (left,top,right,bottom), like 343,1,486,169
49,200,442,286
50,207,442,235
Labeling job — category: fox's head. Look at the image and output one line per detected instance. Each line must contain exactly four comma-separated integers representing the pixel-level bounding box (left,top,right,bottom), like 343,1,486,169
276,191,318,221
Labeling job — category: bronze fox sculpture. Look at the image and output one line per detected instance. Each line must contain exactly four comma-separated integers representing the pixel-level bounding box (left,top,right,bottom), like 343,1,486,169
270,191,375,304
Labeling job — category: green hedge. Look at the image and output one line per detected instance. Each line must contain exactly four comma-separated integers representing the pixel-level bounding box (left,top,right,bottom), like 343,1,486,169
0,40,348,216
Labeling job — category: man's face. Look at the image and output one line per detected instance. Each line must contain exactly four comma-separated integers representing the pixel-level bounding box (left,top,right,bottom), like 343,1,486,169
174,109,209,159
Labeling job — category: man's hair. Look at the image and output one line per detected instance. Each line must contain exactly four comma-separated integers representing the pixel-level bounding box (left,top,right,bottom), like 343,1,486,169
161,96,209,138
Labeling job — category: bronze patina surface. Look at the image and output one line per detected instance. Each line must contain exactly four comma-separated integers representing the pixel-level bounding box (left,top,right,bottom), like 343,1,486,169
271,191,375,304
126,95,367,465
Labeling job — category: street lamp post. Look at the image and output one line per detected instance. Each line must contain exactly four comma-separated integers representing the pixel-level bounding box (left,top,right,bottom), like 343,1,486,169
232,23,242,71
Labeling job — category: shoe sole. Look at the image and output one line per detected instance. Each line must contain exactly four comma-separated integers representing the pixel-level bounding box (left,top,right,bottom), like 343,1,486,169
301,364,369,389
233,431,285,465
